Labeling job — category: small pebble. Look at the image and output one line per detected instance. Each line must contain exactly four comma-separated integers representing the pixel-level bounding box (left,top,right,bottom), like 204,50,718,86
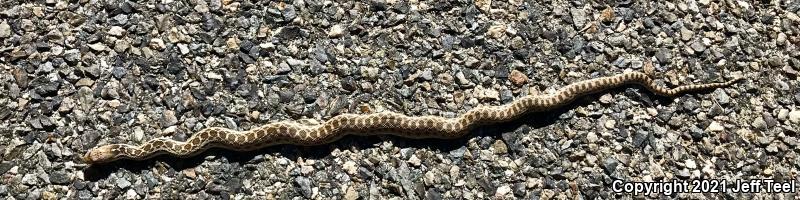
789,110,800,125
706,121,724,132
509,70,528,86
328,24,345,37
685,159,697,169
604,119,616,129
408,155,421,167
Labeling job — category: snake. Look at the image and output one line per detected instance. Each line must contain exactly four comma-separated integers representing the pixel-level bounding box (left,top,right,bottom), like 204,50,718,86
82,71,743,163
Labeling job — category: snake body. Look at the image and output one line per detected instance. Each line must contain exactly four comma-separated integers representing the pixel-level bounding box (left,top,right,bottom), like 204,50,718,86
83,72,743,163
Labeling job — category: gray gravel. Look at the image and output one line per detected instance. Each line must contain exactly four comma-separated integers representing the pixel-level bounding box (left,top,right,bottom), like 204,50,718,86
0,0,798,199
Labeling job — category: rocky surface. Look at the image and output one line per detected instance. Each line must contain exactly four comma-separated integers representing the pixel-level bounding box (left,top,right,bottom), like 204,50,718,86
0,0,797,199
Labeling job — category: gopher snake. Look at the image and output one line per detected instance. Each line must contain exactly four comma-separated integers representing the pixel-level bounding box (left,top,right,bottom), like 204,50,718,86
83,71,742,163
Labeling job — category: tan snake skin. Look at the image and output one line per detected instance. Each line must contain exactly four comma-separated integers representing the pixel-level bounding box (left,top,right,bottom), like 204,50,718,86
83,72,743,163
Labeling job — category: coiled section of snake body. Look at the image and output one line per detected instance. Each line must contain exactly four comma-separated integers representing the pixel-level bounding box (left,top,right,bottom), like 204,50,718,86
82,72,743,163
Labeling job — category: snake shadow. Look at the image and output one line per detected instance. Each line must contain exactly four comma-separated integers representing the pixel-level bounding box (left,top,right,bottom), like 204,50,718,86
83,85,689,180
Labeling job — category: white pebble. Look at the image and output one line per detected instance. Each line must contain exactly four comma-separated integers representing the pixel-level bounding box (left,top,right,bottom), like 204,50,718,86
777,109,789,121
495,185,512,197
328,24,345,37
706,121,724,132
685,159,697,169
408,155,421,167
789,110,800,125
604,119,617,129
586,132,598,143
342,161,357,175
107,26,126,36
205,72,223,80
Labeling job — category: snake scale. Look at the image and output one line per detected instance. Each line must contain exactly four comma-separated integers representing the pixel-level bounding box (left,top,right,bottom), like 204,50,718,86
83,71,743,163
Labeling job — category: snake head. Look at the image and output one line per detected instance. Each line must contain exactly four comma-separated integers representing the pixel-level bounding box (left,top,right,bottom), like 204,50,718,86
82,145,122,164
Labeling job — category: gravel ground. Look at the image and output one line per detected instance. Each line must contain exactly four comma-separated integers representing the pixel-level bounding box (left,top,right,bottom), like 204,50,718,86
0,0,798,199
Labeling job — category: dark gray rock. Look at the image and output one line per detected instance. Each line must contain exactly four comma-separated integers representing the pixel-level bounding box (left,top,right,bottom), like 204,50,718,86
655,48,671,64
238,52,255,64
34,81,60,97
295,176,313,198
0,162,13,175
762,112,777,128
277,62,292,74
112,66,127,79
681,97,699,111
278,90,294,103
690,41,706,53
632,131,649,147
275,26,305,40
202,14,221,31
602,158,618,174
425,188,442,200
282,6,297,21
49,170,71,185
